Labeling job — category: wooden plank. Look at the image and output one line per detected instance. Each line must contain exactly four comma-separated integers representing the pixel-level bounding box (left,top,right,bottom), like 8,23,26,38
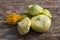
0,0,60,40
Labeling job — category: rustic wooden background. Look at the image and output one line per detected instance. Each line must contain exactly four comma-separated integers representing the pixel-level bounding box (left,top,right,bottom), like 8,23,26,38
0,0,60,40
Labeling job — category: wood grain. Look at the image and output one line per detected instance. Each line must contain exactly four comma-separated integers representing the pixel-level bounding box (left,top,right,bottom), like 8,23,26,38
0,0,60,40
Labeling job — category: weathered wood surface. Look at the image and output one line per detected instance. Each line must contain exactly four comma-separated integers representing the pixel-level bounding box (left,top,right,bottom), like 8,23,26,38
0,0,60,40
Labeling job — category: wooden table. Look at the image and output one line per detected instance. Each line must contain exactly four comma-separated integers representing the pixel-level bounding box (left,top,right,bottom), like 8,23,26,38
0,0,60,40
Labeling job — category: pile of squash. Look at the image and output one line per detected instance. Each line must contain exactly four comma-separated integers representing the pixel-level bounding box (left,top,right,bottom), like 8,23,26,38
6,4,52,35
